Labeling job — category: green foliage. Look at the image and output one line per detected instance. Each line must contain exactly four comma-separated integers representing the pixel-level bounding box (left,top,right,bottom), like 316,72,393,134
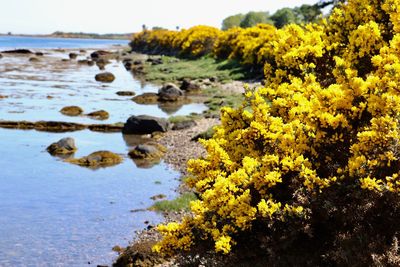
220,4,323,30
296,4,323,23
143,56,249,83
222,14,245,30
239,12,273,28
270,8,299,28
150,193,198,212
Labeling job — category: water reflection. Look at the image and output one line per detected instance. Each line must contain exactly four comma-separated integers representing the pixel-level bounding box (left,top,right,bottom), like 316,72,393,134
0,128,179,266
0,51,207,124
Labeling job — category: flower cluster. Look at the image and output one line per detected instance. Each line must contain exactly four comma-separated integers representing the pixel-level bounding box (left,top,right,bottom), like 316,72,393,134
130,25,220,57
150,0,400,258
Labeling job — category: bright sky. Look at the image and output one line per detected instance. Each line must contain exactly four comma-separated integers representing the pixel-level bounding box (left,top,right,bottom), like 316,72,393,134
1,0,319,34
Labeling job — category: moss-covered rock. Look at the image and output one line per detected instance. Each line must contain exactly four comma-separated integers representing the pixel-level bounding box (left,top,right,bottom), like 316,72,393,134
60,106,83,116
87,110,109,120
46,137,77,155
66,151,122,168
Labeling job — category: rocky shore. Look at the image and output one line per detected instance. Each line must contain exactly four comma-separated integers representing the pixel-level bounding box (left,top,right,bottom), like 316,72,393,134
0,45,256,266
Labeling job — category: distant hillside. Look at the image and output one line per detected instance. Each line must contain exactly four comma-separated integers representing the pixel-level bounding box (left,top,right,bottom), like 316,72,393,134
50,31,132,40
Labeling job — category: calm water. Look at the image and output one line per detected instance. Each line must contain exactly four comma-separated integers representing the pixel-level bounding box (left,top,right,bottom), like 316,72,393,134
0,36,129,50
0,37,202,266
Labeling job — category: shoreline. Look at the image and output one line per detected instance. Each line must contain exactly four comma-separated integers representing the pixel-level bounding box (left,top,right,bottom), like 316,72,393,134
0,43,253,266
112,52,261,266
0,34,131,41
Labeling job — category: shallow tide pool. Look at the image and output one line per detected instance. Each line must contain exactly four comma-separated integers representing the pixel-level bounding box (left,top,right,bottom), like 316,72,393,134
0,128,180,266
0,47,201,266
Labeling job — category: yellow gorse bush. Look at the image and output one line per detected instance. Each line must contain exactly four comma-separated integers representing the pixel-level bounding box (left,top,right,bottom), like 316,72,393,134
132,0,400,258
131,25,220,57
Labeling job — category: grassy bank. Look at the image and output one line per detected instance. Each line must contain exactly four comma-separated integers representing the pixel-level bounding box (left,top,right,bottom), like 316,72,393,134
139,55,255,84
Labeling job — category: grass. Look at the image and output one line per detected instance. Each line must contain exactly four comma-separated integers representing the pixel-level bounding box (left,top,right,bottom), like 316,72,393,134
191,126,215,141
150,192,198,212
168,114,200,124
202,87,245,116
143,56,251,83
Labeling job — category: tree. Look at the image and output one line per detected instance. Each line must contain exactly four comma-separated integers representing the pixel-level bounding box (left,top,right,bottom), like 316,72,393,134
295,4,322,23
239,11,273,28
222,14,245,30
270,8,299,28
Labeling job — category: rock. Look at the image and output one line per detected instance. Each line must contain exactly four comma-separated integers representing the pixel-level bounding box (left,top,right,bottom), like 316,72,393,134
116,91,136,96
158,83,184,101
122,115,169,135
172,120,196,130
90,50,112,59
34,121,86,132
131,93,159,104
0,53,2,59
47,137,77,155
79,49,86,53
133,60,143,65
66,151,123,168
2,49,32,54
78,59,89,65
61,59,69,62
35,52,44,56
60,106,83,116
69,53,78,59
0,95,8,99
95,72,115,83
87,110,109,120
128,144,166,160
131,64,145,74
87,123,123,132
0,120,124,133
150,194,166,200
122,58,132,64
96,58,111,68
146,57,163,65
29,57,39,62
123,61,132,70
87,60,95,66
180,79,200,91
209,76,218,82
113,240,165,267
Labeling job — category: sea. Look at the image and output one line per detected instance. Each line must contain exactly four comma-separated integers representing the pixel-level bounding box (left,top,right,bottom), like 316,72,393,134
0,35,129,50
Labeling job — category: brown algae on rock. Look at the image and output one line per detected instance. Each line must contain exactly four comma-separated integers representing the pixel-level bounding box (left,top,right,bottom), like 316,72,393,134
66,150,123,168
128,143,166,169
47,137,77,155
87,110,109,120
60,106,84,116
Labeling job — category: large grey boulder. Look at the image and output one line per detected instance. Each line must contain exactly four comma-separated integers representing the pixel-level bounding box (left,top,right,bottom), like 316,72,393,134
158,83,184,101
122,115,169,135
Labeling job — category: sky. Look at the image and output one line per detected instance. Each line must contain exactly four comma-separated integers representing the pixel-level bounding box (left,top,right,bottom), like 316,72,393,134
0,0,319,35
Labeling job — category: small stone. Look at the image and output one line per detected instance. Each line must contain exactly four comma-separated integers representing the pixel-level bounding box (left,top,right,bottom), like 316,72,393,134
47,137,77,155
95,72,115,83
158,83,184,101
60,106,83,116
87,110,109,120
69,53,78,59
116,91,136,96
